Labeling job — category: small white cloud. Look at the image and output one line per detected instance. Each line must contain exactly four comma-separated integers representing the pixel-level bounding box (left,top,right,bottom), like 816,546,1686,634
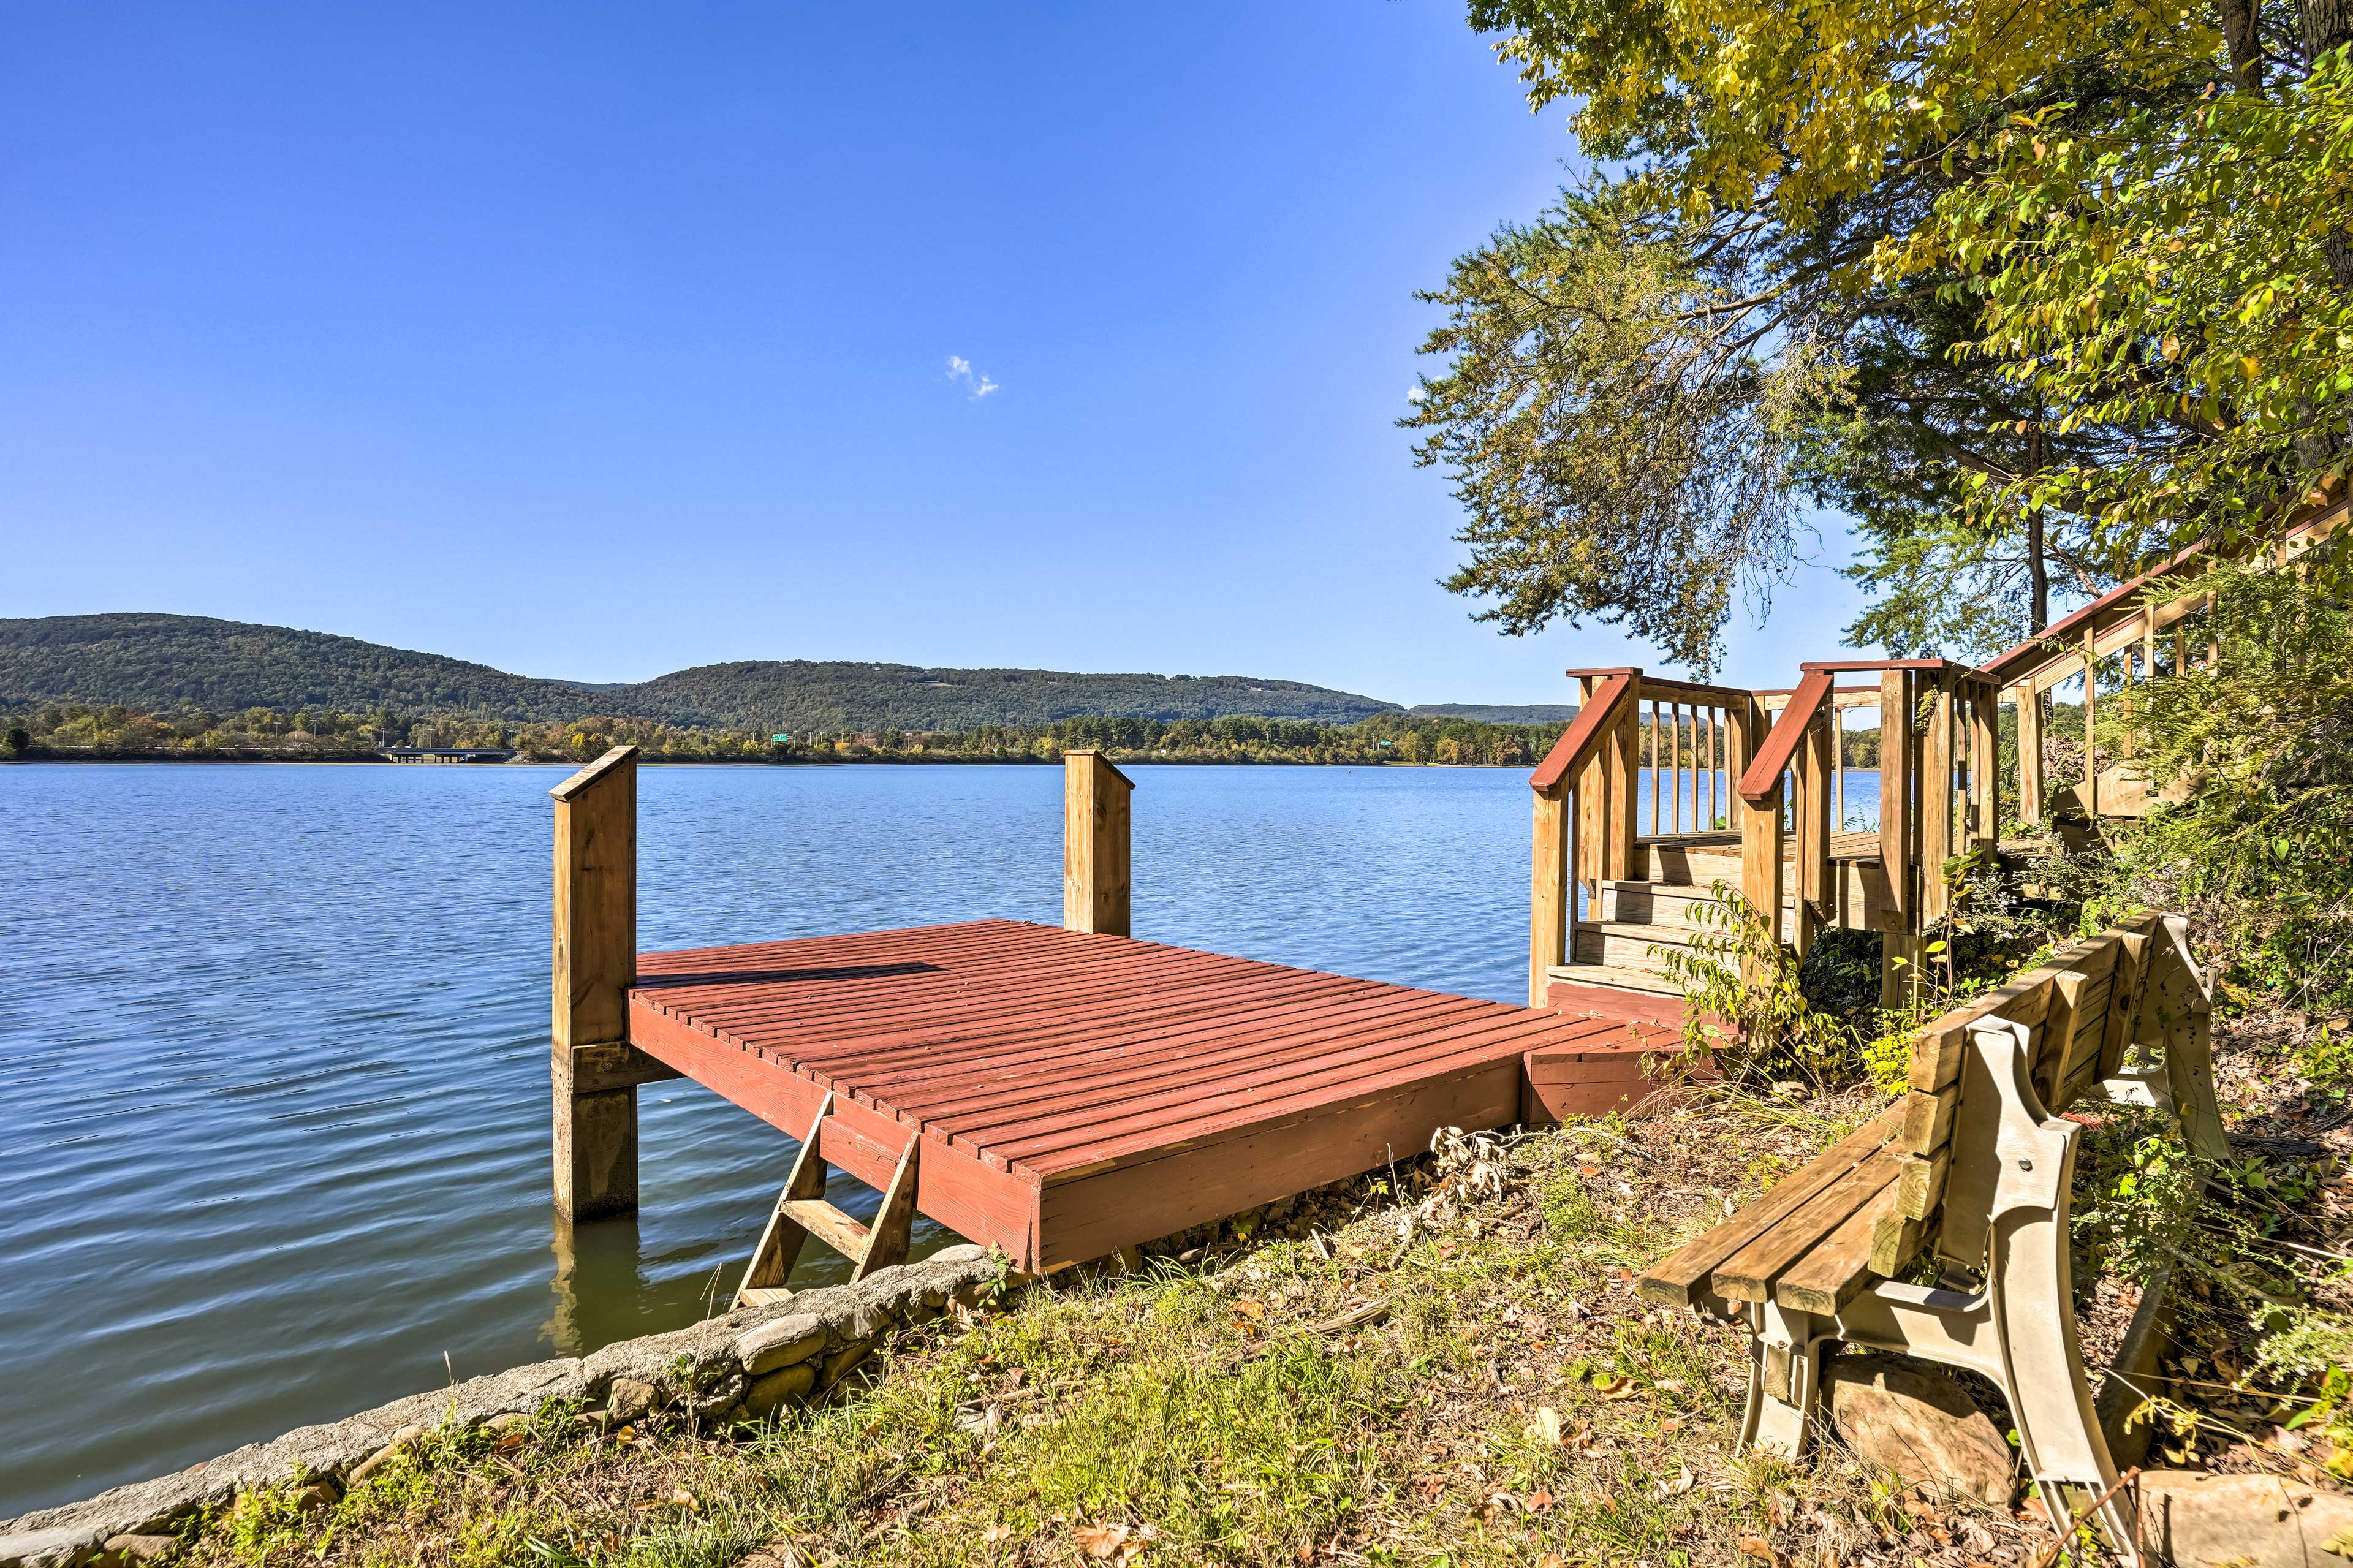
1406,385,1427,403
947,354,1000,400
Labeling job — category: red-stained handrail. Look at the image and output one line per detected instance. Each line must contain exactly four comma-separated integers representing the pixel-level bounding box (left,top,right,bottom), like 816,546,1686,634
1528,672,1633,796
1737,668,1832,804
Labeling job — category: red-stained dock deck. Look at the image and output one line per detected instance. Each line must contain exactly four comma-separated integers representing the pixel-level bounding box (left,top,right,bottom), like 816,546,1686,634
626,917,1683,1273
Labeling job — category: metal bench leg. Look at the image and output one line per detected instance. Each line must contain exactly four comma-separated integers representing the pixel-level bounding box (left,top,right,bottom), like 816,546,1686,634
1988,1151,2141,1559
1745,1299,1828,1458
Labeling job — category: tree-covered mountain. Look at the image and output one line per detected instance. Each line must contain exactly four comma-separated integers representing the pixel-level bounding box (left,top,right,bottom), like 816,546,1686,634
619,661,1399,731
1408,702,1579,724
0,613,596,721
0,613,1407,730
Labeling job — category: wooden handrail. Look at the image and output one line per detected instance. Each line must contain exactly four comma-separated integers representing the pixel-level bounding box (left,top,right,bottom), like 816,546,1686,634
1564,667,1751,707
1797,657,1993,678
1529,672,1632,795
1738,668,1832,803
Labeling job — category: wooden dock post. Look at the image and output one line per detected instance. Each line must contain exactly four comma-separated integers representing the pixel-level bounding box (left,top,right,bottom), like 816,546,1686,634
551,744,675,1221
1063,750,1134,936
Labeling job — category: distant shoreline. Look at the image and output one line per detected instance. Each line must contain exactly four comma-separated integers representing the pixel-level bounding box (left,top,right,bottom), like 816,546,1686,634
0,750,1532,770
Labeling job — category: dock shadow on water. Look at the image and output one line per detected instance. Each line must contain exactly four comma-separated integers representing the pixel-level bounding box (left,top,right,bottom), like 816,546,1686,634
0,761,1529,1517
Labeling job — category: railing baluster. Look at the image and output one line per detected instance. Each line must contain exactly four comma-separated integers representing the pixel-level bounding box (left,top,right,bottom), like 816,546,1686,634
1649,699,1661,839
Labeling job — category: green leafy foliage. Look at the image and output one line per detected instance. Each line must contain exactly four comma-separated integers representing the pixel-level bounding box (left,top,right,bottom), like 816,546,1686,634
2096,562,2353,1009
1402,184,1828,675
1654,882,1855,1086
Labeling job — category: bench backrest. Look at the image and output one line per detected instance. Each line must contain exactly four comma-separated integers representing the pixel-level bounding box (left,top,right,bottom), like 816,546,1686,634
1881,911,2218,1278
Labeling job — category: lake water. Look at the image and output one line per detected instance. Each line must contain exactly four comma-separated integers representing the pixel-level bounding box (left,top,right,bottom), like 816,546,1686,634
1,759,1882,1518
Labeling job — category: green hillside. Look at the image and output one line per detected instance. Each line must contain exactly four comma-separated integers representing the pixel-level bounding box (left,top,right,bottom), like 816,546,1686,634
616,661,1400,730
1408,702,1579,724
0,614,1403,730
0,613,595,721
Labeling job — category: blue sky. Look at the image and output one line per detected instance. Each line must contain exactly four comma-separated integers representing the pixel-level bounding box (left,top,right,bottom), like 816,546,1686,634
1,1,1871,706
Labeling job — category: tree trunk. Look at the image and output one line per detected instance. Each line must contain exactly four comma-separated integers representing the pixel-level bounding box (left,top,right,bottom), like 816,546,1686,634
2026,505,2050,632
2220,0,2264,88
2025,414,2050,633
2305,0,2353,62
2306,0,2353,292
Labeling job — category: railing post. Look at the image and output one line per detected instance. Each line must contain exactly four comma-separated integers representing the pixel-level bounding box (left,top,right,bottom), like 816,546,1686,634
2082,623,2100,818
1796,704,1832,956
1726,696,1762,841
1610,673,1642,879
1879,671,1922,1009
1920,673,1955,923
1529,782,1570,1007
1741,772,1786,972
1063,749,1134,936
553,744,642,1222
2015,681,2044,827
1576,677,1605,901
1971,680,1998,849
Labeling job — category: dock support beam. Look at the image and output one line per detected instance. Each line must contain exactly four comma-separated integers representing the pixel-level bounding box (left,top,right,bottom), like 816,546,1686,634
1063,749,1134,936
552,744,673,1222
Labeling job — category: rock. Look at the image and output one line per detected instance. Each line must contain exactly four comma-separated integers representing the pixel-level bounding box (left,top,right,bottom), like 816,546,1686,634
0,1526,102,1568
604,1377,659,1426
483,1412,530,1435
820,1343,871,1387
1824,1358,2015,1505
102,1536,180,1564
686,1372,745,1421
288,1479,339,1513
930,1244,987,1265
735,1314,826,1376
740,1363,816,1419
2139,1468,2353,1567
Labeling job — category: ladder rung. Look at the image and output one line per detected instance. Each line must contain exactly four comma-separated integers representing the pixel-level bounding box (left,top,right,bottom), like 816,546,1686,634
737,1286,796,1308
781,1198,872,1258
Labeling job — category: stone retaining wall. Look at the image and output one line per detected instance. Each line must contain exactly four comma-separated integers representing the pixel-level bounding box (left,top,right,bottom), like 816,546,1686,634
0,1245,1006,1568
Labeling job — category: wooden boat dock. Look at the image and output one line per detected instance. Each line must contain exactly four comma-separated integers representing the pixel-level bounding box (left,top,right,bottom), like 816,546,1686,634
548,748,1691,1288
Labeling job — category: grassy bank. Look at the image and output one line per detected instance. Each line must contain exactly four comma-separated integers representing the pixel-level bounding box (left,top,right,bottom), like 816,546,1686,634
164,1029,2348,1568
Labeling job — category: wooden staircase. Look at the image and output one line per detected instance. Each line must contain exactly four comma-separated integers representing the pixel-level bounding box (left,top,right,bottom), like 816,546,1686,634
1560,877,1724,995
1527,666,1989,1012
734,1091,921,1308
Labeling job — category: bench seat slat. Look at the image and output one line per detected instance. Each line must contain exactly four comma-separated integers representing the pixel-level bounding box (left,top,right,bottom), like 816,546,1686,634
1637,1107,1901,1309
1777,1184,1904,1316
1713,1146,1903,1303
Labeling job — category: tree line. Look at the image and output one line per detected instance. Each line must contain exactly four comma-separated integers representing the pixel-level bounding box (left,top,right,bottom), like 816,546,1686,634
0,703,1580,768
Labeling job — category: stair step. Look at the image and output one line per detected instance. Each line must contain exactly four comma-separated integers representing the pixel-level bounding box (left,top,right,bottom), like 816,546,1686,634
1596,881,1735,928
1574,922,1721,972
781,1197,872,1257
1545,961,1688,998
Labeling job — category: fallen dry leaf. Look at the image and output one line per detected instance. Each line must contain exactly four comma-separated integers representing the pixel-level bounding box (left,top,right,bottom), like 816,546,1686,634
1232,1299,1267,1321
668,1487,698,1511
1528,1406,1566,1445
1072,1522,1129,1560
1528,1488,1554,1512
1539,1555,1564,1568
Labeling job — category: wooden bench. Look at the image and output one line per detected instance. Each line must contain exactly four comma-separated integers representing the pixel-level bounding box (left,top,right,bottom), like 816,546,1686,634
1639,913,2226,1556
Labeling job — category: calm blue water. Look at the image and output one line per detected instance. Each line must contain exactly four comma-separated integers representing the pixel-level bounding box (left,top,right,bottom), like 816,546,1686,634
1,761,1571,1517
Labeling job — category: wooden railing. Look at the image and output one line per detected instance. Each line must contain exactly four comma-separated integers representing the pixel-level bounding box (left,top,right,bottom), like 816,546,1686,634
1740,659,2000,996
1527,669,1763,1004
